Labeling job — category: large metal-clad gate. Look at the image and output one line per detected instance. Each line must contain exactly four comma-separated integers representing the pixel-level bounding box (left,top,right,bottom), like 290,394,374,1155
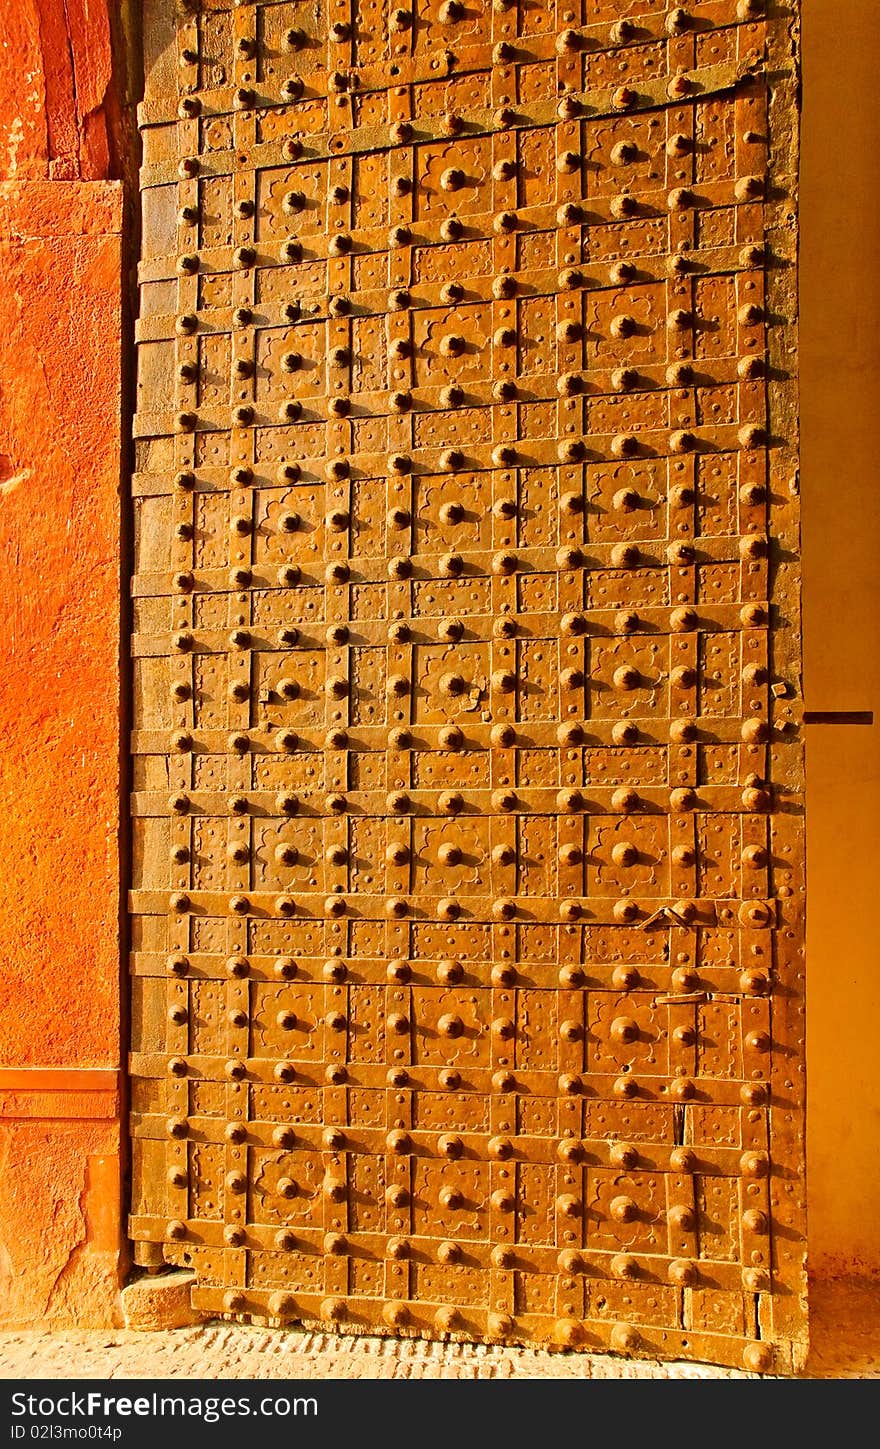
130,0,806,1371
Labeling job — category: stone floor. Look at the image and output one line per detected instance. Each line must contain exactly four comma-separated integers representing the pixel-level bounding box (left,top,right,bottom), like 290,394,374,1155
1,1277,876,1380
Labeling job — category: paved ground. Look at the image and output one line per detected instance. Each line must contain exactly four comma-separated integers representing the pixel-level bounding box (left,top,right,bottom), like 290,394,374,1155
1,1278,877,1380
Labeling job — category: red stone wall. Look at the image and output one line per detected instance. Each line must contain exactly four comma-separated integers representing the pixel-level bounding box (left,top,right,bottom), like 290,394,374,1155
0,0,119,182
0,1,126,1328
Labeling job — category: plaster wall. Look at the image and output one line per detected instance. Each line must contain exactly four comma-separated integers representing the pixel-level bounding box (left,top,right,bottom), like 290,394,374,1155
801,0,880,1277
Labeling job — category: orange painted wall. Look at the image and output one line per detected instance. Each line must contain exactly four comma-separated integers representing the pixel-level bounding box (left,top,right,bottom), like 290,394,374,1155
0,1,127,1327
801,0,880,1277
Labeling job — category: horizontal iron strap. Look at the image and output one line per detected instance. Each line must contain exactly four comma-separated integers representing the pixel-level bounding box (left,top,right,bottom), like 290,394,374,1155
136,177,768,281
130,1224,758,1292
128,1117,759,1169
138,58,754,143
135,246,764,340
127,956,768,991
186,1285,793,1372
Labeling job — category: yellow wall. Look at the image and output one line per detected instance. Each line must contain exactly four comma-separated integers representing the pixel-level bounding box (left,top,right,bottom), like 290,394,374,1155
802,0,880,1274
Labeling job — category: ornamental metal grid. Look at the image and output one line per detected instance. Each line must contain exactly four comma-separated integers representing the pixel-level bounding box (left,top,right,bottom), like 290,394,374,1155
129,0,806,1372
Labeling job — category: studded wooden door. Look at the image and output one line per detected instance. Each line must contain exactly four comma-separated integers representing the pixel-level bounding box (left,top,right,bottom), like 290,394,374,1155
130,0,806,1372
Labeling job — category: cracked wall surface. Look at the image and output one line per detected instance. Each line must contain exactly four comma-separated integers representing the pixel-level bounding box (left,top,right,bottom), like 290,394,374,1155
0,0,118,183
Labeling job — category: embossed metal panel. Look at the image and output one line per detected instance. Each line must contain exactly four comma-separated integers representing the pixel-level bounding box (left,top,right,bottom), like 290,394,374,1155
130,0,806,1371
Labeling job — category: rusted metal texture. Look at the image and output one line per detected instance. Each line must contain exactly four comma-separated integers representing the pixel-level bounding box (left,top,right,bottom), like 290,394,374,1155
130,0,805,1372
